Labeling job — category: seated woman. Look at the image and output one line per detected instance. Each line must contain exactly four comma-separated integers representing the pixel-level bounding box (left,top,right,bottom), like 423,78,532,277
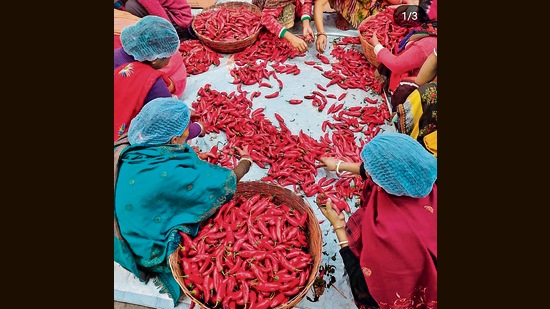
369,1,437,110
317,132,437,308
115,0,196,41
313,0,418,53
252,0,315,53
114,97,254,306
394,47,437,156
114,16,202,141
114,9,188,99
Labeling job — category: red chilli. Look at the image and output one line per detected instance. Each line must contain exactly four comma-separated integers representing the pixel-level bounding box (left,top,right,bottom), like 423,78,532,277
288,99,303,105
365,97,378,104
316,83,327,91
264,91,280,99
337,93,347,101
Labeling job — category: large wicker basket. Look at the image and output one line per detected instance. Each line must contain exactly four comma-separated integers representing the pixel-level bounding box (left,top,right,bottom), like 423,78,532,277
169,180,323,309
358,5,404,67
191,1,262,54
358,15,380,67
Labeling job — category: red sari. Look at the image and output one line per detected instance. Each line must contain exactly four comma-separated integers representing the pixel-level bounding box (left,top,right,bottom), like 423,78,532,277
114,61,168,141
347,177,437,308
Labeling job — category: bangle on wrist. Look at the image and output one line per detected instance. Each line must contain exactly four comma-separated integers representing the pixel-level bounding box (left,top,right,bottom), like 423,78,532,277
335,160,344,175
316,32,327,37
338,240,348,246
333,225,345,231
238,157,253,165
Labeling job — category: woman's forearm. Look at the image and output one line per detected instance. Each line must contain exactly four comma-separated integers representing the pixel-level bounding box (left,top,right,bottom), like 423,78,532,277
313,0,328,35
232,159,252,182
415,50,437,85
376,37,436,75
337,161,361,175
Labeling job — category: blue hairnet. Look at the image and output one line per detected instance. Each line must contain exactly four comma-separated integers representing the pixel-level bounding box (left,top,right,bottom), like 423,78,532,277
128,97,191,146
361,132,437,198
120,15,180,62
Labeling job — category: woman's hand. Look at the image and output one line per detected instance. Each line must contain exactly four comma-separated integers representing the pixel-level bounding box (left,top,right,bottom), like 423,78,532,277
370,31,380,46
315,34,327,53
233,145,253,181
303,22,315,44
192,145,216,161
374,69,386,85
235,145,250,158
318,156,338,171
196,121,206,137
318,198,346,227
285,33,308,53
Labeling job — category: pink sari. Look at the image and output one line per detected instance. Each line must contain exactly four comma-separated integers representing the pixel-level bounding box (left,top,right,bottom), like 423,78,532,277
347,177,437,308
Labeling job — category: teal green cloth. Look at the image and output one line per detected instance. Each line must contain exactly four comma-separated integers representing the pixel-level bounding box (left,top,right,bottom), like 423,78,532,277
114,142,237,305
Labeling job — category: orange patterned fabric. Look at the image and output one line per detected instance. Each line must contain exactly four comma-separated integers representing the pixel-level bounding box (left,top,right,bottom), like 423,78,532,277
327,0,381,29
253,0,294,9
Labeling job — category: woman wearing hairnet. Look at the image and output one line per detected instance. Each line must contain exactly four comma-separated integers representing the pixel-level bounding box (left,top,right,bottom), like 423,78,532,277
114,15,201,142
113,8,189,99
316,132,437,308
114,97,254,306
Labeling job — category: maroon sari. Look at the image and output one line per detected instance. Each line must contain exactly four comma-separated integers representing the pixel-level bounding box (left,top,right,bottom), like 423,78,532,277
347,177,437,308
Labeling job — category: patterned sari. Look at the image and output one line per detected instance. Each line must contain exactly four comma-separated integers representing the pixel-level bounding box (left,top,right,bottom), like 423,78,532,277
114,135,237,305
396,82,437,156
327,0,383,29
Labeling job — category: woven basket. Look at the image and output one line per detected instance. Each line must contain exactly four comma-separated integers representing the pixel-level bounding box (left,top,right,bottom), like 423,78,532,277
358,5,404,67
169,180,323,309
358,15,380,67
191,1,262,54
277,3,295,29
